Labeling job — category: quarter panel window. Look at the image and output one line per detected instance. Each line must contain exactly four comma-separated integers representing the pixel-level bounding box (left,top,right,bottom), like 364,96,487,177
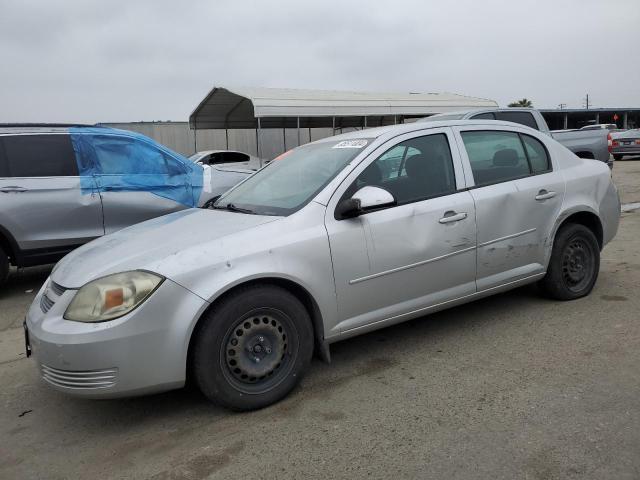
461,131,530,186
522,134,551,173
354,133,456,205
2,135,78,177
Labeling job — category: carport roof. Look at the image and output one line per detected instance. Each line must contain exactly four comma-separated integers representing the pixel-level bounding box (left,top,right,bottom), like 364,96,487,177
189,86,498,129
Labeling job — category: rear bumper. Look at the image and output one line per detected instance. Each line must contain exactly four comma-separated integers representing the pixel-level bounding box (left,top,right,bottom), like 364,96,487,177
25,277,208,398
611,148,640,156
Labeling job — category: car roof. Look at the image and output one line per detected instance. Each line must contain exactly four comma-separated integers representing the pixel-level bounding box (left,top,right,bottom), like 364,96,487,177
0,124,110,136
313,119,538,144
194,150,251,156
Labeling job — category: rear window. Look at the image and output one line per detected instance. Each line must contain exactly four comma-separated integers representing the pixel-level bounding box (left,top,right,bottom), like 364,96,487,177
0,134,78,177
495,111,539,130
470,112,496,120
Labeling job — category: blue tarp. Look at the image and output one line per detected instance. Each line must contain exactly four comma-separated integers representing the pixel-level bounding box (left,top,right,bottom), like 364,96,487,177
69,127,203,208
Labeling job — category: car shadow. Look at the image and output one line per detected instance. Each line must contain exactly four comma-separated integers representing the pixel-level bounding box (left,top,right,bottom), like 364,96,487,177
0,265,52,300
42,282,543,426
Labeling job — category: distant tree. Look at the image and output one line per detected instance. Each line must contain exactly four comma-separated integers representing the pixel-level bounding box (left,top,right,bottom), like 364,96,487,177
508,98,533,108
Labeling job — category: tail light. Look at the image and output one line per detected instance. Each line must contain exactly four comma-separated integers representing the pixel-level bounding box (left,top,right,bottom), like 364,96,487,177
636,140,640,145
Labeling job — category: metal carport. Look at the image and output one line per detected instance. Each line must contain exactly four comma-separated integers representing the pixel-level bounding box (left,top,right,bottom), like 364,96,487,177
189,86,497,161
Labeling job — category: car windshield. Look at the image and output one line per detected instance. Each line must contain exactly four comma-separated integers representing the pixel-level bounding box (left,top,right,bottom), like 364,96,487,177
214,139,372,216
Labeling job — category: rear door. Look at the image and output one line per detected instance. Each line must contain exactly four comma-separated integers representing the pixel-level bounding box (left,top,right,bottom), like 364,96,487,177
88,134,193,234
453,126,565,290
0,134,103,260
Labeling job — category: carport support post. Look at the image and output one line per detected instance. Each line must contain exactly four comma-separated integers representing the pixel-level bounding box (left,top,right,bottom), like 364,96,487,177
623,112,628,129
563,113,568,129
596,113,600,124
256,117,262,167
225,129,229,150
297,117,301,147
193,120,198,154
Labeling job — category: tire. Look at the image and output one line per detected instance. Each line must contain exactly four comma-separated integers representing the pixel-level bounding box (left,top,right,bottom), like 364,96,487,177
613,154,623,161
538,223,600,300
0,246,9,288
192,284,314,411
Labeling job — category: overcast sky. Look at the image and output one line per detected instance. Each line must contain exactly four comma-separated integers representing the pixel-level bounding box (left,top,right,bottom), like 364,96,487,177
1,0,638,123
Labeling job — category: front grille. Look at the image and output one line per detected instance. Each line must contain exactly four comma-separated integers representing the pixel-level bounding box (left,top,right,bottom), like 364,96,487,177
39,280,69,313
40,294,55,313
50,281,67,297
41,364,118,390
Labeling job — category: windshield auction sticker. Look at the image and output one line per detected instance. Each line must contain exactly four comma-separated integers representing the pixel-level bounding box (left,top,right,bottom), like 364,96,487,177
332,140,368,149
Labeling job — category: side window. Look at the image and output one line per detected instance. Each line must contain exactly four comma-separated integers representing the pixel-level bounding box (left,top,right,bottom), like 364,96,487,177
92,136,171,175
495,111,539,130
1,135,78,177
522,134,551,173
221,152,250,163
471,112,496,120
355,133,456,205
461,131,530,186
376,145,406,180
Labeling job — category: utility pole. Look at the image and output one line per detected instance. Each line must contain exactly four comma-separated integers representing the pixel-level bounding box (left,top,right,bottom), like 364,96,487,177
558,103,567,110
583,94,590,110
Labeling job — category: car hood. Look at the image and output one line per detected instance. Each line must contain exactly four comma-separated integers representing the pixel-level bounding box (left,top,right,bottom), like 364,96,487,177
51,209,280,289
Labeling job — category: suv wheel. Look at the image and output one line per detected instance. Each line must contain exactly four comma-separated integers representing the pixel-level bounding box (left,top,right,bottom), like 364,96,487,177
538,223,600,300
192,284,313,411
0,246,9,288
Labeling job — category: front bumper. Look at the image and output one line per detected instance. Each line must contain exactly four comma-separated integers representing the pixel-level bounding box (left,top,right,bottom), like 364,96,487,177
25,277,208,398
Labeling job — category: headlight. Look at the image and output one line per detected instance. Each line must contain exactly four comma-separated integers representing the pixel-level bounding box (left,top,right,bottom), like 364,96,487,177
64,271,163,322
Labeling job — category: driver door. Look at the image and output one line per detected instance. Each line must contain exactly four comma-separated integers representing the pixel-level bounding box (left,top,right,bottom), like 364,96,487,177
324,128,477,335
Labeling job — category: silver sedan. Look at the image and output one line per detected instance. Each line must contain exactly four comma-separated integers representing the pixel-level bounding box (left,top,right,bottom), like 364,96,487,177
25,119,620,410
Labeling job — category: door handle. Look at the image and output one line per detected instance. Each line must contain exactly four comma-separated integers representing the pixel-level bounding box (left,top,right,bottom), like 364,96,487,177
0,186,28,193
535,189,556,201
439,211,467,224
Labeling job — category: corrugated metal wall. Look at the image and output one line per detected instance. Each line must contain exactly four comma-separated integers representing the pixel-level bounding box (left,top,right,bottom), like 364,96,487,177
103,122,339,159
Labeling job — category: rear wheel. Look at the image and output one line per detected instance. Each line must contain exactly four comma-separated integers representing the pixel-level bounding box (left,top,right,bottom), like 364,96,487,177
538,223,600,300
192,284,313,411
0,246,9,288
613,154,623,161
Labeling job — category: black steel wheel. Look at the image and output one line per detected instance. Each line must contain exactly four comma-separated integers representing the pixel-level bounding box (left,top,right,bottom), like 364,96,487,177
561,238,595,294
221,308,296,394
192,284,313,411
539,223,600,300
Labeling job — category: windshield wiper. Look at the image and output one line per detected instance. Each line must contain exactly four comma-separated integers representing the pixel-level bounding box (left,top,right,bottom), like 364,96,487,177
212,203,255,214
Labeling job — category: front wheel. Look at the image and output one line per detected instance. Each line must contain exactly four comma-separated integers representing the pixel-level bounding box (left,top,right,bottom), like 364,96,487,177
613,154,623,161
192,284,314,411
538,223,600,300
0,246,9,288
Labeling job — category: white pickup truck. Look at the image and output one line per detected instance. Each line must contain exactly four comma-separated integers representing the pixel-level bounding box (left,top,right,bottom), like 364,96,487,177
420,108,612,167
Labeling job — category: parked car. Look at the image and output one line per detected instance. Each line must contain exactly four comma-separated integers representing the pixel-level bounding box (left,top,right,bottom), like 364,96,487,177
25,119,620,410
189,149,263,169
0,125,252,286
579,124,618,131
420,108,612,167
610,129,640,160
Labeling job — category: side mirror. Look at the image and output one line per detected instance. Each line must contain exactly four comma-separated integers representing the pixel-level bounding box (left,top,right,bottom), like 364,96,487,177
336,186,396,219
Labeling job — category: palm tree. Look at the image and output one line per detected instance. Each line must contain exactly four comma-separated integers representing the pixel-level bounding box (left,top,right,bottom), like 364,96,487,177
508,98,533,108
